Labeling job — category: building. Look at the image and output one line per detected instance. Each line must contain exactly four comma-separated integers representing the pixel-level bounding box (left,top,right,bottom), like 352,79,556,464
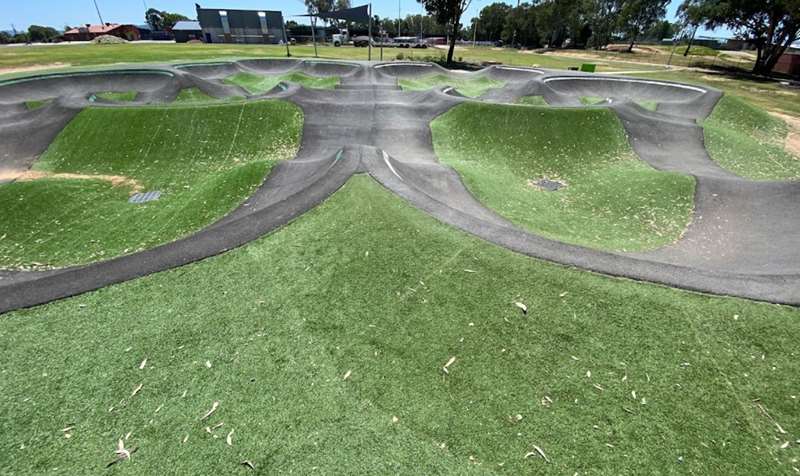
773,52,800,77
63,23,140,42
173,21,202,43
195,4,284,44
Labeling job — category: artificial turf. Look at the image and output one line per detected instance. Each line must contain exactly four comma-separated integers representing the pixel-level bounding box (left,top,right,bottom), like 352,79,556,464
94,91,138,102
0,100,302,268
703,95,800,180
398,74,505,97
224,71,340,94
431,102,695,251
517,95,548,106
24,98,51,110
1,176,797,474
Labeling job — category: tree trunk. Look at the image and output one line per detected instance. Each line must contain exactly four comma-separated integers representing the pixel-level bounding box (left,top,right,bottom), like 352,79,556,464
627,32,636,52
753,40,791,75
683,25,697,56
447,11,461,64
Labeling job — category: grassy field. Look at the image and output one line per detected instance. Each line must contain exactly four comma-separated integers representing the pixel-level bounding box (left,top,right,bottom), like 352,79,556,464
94,90,138,102
432,102,695,251
398,74,505,97
0,43,666,78
224,71,340,94
0,100,302,268
1,176,797,474
554,44,755,71
702,95,800,180
635,70,800,118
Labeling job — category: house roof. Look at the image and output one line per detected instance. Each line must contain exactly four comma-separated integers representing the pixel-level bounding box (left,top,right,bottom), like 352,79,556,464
172,21,201,31
65,23,128,35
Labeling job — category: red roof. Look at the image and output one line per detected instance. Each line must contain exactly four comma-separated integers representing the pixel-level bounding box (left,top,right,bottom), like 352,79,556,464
65,23,125,35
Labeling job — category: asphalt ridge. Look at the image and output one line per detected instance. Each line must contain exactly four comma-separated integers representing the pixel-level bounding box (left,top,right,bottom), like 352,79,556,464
0,59,797,312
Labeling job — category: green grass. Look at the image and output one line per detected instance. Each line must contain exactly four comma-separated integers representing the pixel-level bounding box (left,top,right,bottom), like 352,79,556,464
703,95,800,180
638,100,659,111
24,99,51,110
636,70,800,118
172,87,245,104
94,91,138,102
224,71,340,94
517,95,548,106
432,103,695,251
0,44,665,79
398,73,505,97
0,100,302,268
580,95,606,106
1,176,797,474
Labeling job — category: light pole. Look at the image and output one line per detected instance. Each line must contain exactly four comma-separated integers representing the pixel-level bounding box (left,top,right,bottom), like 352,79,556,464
93,0,105,25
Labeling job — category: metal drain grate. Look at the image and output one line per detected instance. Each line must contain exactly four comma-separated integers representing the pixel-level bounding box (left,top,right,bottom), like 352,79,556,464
534,179,566,191
129,191,161,204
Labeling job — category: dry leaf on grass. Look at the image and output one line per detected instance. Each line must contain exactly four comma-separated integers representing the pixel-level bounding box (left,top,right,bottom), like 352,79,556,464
131,383,143,397
241,460,255,470
343,370,352,380
138,358,147,370
226,430,234,446
525,445,550,463
200,401,220,421
442,356,457,374
514,302,528,315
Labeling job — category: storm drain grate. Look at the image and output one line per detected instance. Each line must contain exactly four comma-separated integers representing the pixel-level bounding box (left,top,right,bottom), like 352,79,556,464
129,191,161,204
531,178,566,191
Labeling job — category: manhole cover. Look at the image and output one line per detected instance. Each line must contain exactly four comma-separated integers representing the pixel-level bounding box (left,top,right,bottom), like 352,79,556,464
129,191,161,204
529,178,566,191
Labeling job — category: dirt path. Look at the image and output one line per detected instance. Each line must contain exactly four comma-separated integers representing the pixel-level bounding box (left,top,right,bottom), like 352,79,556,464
769,112,800,158
0,169,142,192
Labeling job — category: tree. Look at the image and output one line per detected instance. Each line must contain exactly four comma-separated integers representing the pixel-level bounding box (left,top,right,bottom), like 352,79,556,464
27,25,60,43
584,0,621,49
145,8,188,31
475,3,510,42
0,32,10,44
618,0,670,52
145,8,164,31
418,0,472,64
501,3,540,47
679,0,800,75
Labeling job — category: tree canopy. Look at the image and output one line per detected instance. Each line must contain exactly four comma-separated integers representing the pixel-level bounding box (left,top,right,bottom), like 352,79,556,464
679,0,800,74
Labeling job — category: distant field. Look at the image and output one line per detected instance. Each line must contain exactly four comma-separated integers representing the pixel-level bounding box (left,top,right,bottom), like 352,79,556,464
0,43,666,77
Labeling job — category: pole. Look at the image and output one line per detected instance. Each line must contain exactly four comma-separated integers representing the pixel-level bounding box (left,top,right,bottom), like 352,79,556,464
472,19,477,48
397,0,401,37
368,3,372,61
310,15,318,57
93,0,105,25
282,19,291,57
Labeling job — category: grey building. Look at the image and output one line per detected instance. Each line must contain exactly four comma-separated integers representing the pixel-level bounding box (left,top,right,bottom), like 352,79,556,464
195,4,284,44
172,21,202,43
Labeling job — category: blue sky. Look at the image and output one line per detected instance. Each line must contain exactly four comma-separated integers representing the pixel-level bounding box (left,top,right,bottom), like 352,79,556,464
6,0,731,38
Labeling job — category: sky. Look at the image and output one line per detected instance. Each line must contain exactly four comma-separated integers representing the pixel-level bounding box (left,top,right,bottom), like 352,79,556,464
5,0,731,38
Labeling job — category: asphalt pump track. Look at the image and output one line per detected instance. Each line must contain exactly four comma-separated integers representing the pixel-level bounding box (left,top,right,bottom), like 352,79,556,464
0,59,797,312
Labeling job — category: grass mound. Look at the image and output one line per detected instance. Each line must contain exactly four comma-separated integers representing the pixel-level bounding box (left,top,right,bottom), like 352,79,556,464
94,91,137,102
518,95,548,106
1,176,796,474
25,98,51,110
0,100,302,268
224,71,340,94
398,74,504,97
703,95,800,180
432,102,694,251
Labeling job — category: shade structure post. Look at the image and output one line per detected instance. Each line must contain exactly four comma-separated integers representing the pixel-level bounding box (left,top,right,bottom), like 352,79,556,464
311,15,318,57
368,3,372,61
282,20,291,57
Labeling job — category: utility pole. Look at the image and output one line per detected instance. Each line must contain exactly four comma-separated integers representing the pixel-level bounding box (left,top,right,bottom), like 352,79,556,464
397,0,401,37
472,18,478,47
93,0,105,25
